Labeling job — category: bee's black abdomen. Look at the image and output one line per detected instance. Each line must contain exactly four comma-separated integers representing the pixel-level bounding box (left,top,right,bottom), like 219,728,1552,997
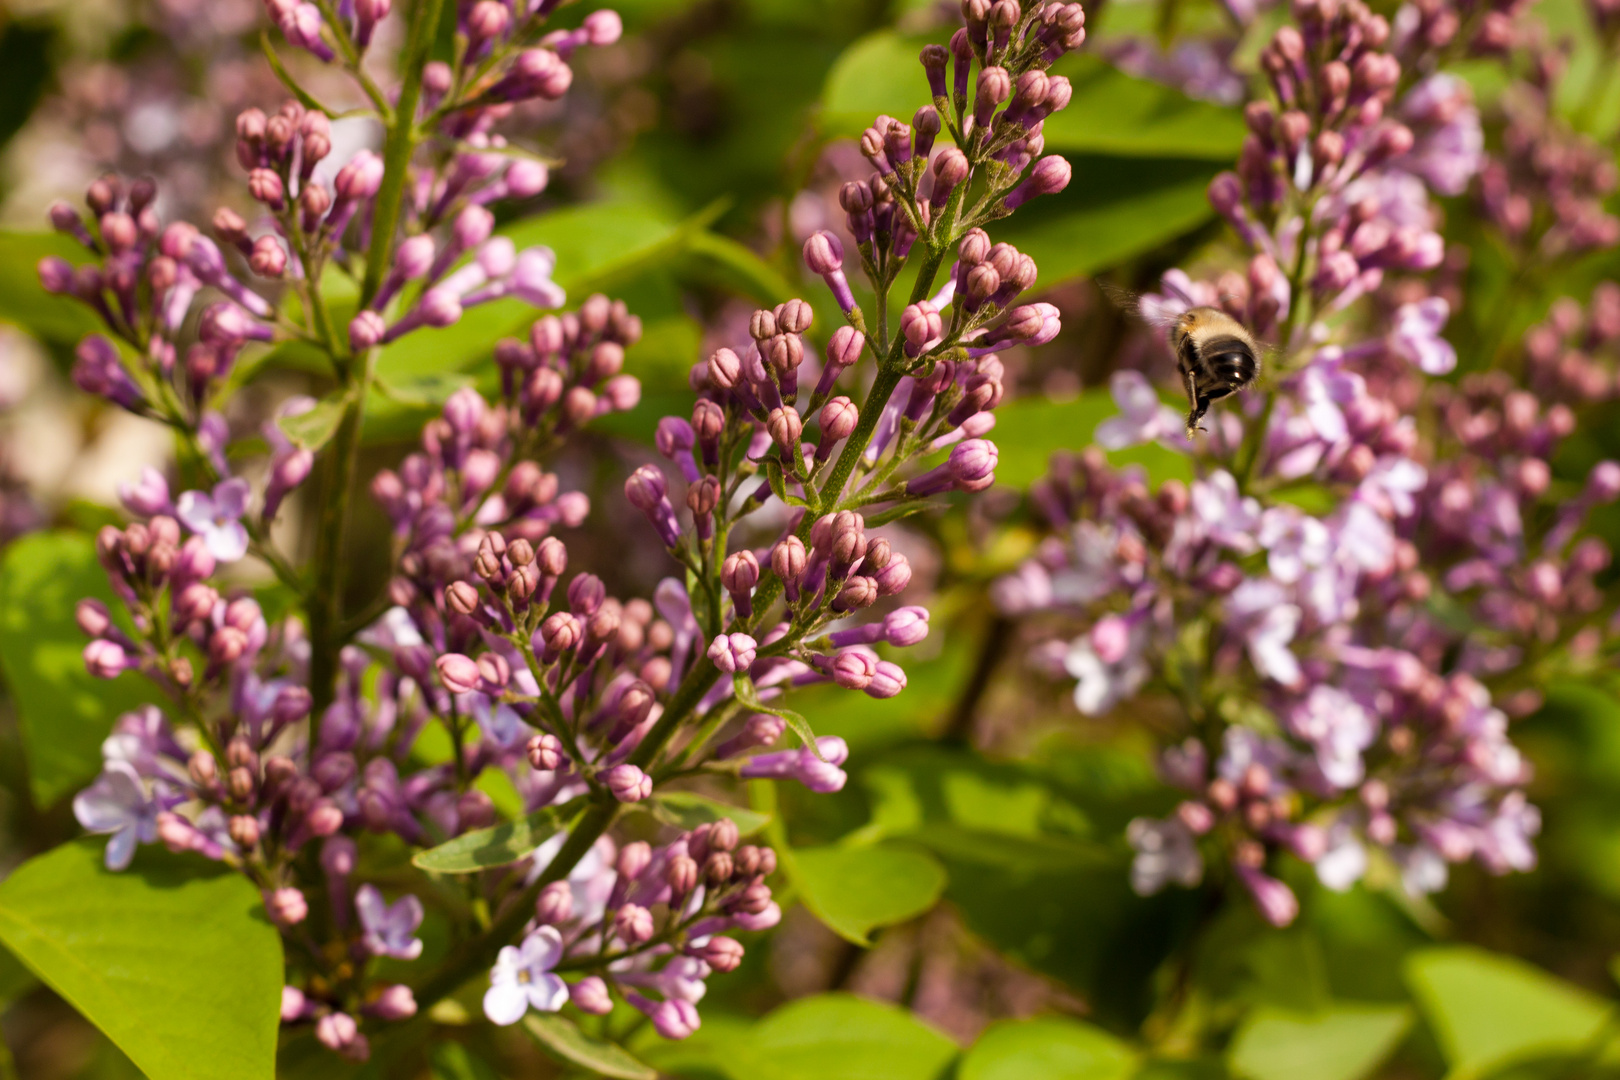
1198,336,1258,388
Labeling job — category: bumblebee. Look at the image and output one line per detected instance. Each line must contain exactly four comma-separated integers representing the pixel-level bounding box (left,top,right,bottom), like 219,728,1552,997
1167,306,1261,439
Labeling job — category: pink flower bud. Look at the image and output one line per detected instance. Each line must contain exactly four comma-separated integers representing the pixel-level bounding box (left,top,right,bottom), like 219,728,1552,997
84,639,129,679
603,763,652,803
535,879,573,924
435,653,481,694
865,661,906,699
265,887,309,926
366,984,417,1021
707,632,758,673
571,976,614,1015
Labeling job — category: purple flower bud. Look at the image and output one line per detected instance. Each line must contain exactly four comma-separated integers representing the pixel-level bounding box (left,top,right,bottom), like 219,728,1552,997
527,733,565,772
84,639,130,679
722,550,760,618
603,763,652,803
536,879,573,924
831,648,877,689
1005,155,1073,210
571,976,614,1015
265,887,309,926
76,598,113,638
366,984,417,1021
690,936,744,972
614,903,655,944
335,151,384,200
646,997,701,1040
865,661,906,698
436,653,480,694
707,632,758,674
350,310,385,350
883,606,929,646
900,302,943,357
771,536,808,599
1588,460,1620,501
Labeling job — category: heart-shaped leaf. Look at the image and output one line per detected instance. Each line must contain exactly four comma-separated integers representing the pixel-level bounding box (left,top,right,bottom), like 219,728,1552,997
0,840,282,1080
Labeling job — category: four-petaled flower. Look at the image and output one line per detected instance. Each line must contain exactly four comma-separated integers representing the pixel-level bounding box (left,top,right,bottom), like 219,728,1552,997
356,884,425,960
176,478,252,562
73,761,161,870
1095,370,1189,450
483,926,569,1025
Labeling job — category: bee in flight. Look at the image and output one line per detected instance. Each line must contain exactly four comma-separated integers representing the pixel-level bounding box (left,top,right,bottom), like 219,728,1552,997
1103,281,1262,438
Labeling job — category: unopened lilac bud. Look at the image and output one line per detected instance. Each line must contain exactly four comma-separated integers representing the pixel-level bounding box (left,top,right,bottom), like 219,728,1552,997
366,984,416,1021
834,575,879,612
350,310,385,350
883,606,930,646
767,406,803,451
1588,460,1620,500
691,936,744,972
975,65,1012,123
76,598,113,638
568,573,605,616
526,733,565,772
540,612,582,660
534,879,574,925
603,764,652,803
820,397,858,442
436,653,480,694
707,632,758,673
566,976,612,1015
832,648,877,689
722,550,760,617
666,854,699,897
866,661,906,698
265,887,308,926
1005,155,1072,210
84,639,129,679
772,535,808,598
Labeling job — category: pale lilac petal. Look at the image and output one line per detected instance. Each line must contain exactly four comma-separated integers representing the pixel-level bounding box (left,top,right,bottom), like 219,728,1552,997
212,478,250,519
207,522,251,563
527,973,569,1013
104,827,138,871
483,983,530,1026
175,490,217,534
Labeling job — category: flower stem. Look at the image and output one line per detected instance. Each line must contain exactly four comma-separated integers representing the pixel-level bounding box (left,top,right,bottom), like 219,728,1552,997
308,0,443,729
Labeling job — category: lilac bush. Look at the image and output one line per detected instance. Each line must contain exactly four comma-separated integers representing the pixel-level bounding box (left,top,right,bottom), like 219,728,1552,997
37,0,1087,1058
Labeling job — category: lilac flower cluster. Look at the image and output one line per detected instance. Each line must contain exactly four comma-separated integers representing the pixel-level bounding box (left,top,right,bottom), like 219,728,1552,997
992,0,1618,924
54,0,1076,1055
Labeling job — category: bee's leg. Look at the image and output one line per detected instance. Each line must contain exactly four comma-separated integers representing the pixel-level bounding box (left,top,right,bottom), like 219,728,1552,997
1179,366,1204,439
1185,397,1209,440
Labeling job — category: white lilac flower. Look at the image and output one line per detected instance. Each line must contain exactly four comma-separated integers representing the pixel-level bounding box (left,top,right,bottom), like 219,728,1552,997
483,926,569,1025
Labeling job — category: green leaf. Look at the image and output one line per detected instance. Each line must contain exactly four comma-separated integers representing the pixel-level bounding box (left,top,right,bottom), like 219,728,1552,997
727,993,960,1080
430,1040,503,1080
960,1017,1136,1080
0,232,101,344
820,32,1242,158
791,842,946,945
995,155,1222,289
820,31,934,139
1229,1005,1411,1080
645,791,771,836
376,200,706,383
0,532,159,807
984,391,1195,490
0,945,36,1007
1041,55,1247,159
684,231,798,306
277,386,356,452
1405,946,1613,1079
0,840,282,1080
522,1011,659,1080
412,798,582,873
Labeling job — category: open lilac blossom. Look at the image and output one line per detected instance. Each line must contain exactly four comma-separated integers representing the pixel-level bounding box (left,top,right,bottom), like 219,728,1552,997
356,885,424,960
176,479,251,562
74,762,163,871
482,927,571,1025
1094,371,1189,450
